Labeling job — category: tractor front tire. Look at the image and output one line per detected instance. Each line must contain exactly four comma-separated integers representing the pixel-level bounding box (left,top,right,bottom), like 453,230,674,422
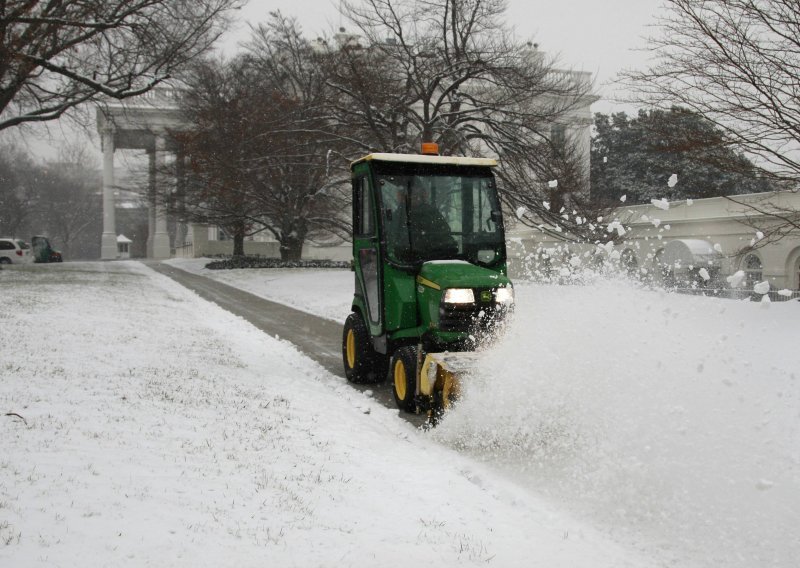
390,346,418,413
342,312,386,384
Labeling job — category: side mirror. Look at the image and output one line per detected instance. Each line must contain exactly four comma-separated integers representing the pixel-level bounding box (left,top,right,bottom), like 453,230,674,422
489,210,503,229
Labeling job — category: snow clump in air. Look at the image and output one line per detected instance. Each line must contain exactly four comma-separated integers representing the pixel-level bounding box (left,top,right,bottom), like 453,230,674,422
753,281,770,295
726,270,745,288
667,173,678,187
698,268,710,281
606,220,626,237
548,179,558,188
651,198,670,210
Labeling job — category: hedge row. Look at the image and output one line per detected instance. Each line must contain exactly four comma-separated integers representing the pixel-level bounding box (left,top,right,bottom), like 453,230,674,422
205,256,350,270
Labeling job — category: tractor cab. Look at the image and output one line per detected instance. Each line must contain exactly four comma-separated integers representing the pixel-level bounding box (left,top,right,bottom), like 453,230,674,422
343,147,514,418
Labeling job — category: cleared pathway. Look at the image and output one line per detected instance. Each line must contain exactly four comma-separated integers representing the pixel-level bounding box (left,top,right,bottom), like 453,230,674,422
148,262,423,424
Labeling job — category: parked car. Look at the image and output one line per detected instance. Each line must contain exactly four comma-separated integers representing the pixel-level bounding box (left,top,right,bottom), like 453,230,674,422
0,238,33,264
31,235,63,263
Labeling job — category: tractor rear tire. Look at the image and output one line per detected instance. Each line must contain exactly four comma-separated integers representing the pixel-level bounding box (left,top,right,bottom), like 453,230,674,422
390,346,418,413
342,312,387,384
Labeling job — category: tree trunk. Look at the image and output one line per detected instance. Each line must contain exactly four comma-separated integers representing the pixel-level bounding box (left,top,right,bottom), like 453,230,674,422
279,235,304,261
232,231,245,256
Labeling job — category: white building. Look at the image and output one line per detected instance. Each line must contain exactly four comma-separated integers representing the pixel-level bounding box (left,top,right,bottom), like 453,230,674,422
507,190,800,295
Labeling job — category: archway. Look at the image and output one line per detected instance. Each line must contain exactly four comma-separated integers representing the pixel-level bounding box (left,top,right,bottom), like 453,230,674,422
785,246,800,290
740,252,763,290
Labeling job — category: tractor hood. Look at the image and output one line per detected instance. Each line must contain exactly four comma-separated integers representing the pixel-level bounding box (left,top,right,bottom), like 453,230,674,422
417,260,511,290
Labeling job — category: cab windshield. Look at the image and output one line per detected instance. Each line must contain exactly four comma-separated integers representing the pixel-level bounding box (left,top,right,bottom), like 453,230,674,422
376,164,505,266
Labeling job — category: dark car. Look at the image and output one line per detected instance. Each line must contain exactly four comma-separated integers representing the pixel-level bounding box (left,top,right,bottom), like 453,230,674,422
32,236,63,263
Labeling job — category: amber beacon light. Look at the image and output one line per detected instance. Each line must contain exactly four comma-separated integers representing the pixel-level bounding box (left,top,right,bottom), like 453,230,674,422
420,142,439,155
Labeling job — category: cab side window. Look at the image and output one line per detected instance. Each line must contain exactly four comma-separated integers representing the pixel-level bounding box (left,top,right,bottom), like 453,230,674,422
354,176,375,236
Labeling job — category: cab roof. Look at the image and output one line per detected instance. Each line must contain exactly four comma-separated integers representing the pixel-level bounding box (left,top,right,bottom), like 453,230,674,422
351,152,497,170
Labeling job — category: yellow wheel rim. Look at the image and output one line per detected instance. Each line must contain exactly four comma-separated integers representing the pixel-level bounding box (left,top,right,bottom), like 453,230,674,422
394,359,407,400
346,329,356,369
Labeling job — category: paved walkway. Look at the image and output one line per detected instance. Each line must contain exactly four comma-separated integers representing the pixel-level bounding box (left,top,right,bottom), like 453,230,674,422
148,262,422,424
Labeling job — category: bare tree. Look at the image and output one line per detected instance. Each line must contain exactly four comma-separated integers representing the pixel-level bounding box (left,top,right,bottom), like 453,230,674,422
243,14,352,259
324,0,602,242
31,148,102,258
725,192,800,249
499,134,618,243
624,0,800,180
622,0,800,243
0,144,35,235
173,57,273,257
176,15,350,260
0,0,242,131
330,0,592,157
0,142,101,256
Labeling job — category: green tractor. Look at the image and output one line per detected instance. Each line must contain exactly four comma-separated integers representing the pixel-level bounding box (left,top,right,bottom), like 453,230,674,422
342,145,514,419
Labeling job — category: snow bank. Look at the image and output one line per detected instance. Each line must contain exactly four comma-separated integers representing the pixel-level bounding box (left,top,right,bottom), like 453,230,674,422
434,280,800,568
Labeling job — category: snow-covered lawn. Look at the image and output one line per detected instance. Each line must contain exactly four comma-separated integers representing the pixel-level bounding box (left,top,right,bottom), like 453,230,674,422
163,257,800,567
1,262,654,567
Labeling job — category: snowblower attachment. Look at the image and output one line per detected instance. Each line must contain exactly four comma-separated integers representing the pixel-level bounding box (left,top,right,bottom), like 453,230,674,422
342,147,513,423
419,351,484,416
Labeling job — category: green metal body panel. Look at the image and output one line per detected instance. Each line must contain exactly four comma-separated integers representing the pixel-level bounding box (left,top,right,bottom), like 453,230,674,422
417,262,511,289
382,264,417,331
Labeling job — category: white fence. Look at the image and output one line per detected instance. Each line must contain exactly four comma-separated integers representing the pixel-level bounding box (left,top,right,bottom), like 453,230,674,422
173,239,350,261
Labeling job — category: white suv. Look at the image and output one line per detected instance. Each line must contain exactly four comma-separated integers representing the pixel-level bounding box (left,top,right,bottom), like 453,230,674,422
0,238,33,264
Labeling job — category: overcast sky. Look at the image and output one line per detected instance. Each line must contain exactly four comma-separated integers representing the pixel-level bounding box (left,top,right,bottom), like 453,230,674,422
222,0,667,113
11,0,666,159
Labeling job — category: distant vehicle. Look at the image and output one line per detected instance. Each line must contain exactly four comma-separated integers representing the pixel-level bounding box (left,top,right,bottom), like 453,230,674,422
31,235,63,263
0,238,33,264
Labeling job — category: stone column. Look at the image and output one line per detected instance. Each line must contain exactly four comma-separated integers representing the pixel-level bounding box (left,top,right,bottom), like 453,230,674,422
152,134,171,259
146,149,156,258
100,125,118,260
190,223,209,258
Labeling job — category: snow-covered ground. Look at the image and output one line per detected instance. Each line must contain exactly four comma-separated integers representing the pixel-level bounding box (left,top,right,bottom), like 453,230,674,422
1,261,655,567
164,257,800,567
3,260,798,567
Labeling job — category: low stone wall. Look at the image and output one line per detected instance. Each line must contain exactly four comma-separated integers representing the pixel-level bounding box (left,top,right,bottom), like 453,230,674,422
301,244,351,262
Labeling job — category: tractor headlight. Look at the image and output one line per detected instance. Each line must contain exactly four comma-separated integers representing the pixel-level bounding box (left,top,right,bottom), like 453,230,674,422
443,288,475,304
495,286,514,305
